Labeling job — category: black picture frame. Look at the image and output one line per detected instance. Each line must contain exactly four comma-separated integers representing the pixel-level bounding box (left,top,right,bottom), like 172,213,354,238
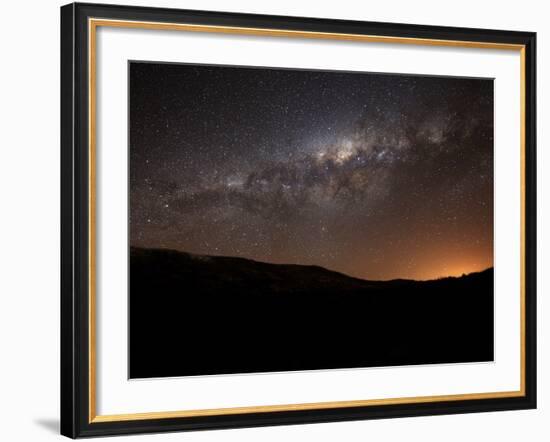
61,2,536,438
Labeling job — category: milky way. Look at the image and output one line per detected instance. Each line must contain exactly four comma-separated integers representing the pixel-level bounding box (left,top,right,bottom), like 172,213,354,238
129,62,493,280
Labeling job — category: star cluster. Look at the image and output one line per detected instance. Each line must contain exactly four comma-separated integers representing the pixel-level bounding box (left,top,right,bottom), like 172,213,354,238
130,62,493,280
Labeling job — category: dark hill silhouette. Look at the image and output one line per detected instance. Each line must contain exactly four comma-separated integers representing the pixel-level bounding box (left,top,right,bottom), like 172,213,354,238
130,247,494,378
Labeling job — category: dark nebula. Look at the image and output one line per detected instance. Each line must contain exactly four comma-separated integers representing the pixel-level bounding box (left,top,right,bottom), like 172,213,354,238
129,61,493,280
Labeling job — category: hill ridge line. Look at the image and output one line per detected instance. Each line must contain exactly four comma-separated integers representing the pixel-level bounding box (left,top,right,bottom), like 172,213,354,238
130,246,493,284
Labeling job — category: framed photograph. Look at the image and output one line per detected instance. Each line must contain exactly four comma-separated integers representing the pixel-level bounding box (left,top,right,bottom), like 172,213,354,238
60,2,536,438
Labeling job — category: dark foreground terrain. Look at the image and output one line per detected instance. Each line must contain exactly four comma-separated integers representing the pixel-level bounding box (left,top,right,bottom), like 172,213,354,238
129,247,494,378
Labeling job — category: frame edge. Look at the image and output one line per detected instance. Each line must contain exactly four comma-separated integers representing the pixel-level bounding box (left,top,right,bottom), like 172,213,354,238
60,2,77,439
523,31,537,411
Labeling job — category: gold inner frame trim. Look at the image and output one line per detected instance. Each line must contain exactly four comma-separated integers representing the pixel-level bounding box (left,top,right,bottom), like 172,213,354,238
88,17,527,424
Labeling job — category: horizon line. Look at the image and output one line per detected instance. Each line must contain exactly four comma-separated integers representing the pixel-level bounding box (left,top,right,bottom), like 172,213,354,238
130,245,494,284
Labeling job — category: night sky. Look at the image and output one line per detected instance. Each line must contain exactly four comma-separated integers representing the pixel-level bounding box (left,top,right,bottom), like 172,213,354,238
129,62,493,281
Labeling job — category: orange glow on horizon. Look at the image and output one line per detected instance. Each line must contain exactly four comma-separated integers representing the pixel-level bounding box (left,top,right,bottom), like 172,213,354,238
351,244,493,282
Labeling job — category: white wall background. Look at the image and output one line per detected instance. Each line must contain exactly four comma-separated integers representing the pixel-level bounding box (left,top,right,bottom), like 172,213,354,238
0,0,546,440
